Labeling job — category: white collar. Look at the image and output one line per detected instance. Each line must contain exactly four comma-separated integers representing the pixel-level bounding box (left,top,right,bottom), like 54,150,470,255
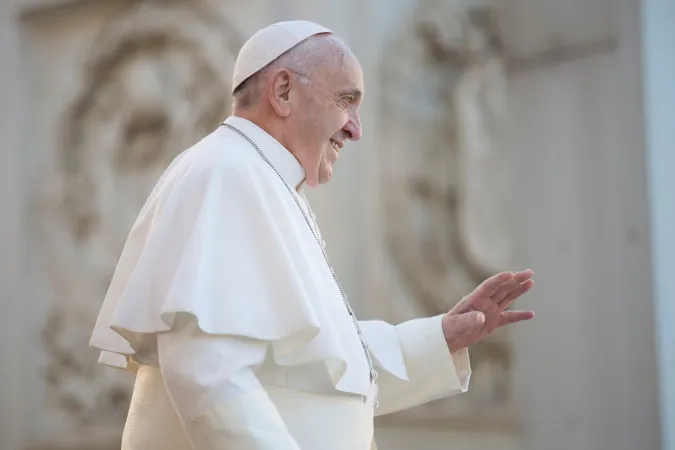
223,116,306,190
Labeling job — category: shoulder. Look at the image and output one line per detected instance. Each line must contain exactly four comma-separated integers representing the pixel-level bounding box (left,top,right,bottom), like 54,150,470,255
159,127,272,195
178,126,260,175
137,127,290,223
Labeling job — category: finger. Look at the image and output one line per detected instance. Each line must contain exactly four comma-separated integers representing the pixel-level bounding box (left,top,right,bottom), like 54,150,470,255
491,270,533,303
499,279,534,308
491,278,521,304
498,310,535,326
513,269,534,283
472,272,513,299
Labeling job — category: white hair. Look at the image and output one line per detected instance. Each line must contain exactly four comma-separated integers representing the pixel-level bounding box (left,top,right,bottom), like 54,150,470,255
232,33,346,109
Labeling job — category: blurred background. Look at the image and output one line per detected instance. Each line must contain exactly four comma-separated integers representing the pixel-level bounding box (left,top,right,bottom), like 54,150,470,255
0,0,673,449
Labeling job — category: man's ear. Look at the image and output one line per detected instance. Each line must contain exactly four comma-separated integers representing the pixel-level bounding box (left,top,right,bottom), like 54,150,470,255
267,69,293,118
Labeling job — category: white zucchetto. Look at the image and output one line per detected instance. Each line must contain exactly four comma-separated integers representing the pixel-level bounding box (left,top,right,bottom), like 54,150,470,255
232,20,332,93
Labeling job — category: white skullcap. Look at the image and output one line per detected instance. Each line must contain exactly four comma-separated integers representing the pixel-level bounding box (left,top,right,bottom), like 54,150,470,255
232,20,332,93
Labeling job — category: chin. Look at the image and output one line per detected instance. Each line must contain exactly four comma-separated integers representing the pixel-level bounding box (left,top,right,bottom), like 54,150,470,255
320,167,334,184
308,161,333,186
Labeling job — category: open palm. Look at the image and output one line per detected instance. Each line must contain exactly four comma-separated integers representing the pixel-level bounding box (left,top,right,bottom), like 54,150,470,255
442,270,535,353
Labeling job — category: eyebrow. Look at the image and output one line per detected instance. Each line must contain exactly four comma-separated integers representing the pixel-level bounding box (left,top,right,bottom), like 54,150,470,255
338,88,363,99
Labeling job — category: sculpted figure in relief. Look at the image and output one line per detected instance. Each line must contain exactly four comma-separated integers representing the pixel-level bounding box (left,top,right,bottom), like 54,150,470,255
40,2,238,431
380,0,517,424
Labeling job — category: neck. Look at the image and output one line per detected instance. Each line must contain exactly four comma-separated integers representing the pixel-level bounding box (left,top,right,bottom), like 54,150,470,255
231,109,306,192
233,108,288,149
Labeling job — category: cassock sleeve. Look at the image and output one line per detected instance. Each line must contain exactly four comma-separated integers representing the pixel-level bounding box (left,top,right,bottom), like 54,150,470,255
157,314,300,449
358,315,471,416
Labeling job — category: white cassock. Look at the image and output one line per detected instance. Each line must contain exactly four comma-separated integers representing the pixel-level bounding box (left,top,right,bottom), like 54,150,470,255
89,116,471,450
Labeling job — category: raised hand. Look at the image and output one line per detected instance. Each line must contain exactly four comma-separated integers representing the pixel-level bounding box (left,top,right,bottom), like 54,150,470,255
442,270,535,353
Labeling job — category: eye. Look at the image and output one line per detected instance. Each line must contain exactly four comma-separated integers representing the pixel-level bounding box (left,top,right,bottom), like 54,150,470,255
338,95,354,110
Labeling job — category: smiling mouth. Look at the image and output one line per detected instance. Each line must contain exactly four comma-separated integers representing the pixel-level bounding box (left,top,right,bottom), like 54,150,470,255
330,140,342,152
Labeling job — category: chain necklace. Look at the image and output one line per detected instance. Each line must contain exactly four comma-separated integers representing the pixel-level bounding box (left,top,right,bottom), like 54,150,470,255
222,123,378,407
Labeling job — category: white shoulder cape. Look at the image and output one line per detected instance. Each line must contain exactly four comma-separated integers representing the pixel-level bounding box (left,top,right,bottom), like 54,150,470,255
89,128,372,397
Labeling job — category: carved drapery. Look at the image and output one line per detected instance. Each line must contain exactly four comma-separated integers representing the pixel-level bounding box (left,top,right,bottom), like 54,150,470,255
37,1,238,437
379,0,517,427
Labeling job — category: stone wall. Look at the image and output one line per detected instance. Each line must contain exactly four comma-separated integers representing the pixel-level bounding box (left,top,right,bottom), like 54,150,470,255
374,0,517,430
0,0,663,449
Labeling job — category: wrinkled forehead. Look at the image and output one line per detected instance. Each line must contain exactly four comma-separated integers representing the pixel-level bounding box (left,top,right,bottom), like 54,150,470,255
320,45,364,95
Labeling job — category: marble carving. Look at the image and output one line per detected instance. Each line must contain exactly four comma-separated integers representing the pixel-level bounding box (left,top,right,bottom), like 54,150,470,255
38,1,238,435
379,0,518,427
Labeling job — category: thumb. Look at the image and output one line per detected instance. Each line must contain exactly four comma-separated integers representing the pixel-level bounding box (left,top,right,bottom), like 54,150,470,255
444,311,485,339
453,311,485,333
443,311,485,352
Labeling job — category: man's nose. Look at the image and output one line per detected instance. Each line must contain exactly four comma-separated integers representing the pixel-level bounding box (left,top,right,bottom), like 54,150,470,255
343,112,362,142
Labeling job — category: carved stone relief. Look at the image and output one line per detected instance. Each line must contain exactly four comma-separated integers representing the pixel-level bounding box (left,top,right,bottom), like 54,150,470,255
379,0,518,427
37,1,238,437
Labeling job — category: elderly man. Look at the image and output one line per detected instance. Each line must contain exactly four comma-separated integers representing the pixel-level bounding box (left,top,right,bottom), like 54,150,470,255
90,20,534,450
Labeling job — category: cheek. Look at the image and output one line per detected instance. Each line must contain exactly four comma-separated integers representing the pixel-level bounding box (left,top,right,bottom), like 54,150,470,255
310,104,345,137
297,103,342,153
302,112,325,141
334,112,351,137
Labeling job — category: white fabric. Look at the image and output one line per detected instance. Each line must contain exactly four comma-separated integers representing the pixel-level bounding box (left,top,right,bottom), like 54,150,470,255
121,315,468,450
232,20,332,92
362,315,471,416
90,116,472,449
90,116,376,399
156,316,303,449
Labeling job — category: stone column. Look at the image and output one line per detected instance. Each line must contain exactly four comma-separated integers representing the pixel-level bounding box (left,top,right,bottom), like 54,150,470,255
642,0,675,448
0,0,27,448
